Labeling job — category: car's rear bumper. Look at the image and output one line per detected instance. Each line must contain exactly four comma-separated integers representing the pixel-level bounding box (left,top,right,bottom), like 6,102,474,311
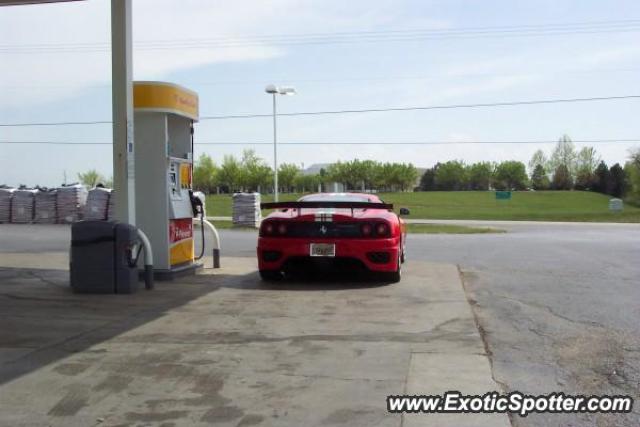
257,236,400,272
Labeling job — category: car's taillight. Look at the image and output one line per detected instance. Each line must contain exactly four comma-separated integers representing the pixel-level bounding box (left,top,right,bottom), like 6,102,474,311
277,223,288,235
361,223,372,236
375,222,390,237
261,221,290,237
261,221,274,236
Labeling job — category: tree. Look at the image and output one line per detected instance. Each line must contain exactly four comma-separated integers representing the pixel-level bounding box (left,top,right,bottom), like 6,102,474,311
360,160,379,190
609,163,627,198
395,163,419,191
626,148,640,203
294,173,321,193
574,169,595,191
326,162,349,189
366,162,382,190
573,146,600,190
530,164,550,190
419,165,438,191
239,149,272,192
278,163,300,193
631,147,640,169
217,155,242,193
434,161,467,190
193,153,218,194
493,161,528,190
467,162,493,190
549,135,577,179
528,149,548,174
78,169,104,188
593,161,610,194
374,162,394,191
576,147,600,175
345,159,368,190
552,164,573,190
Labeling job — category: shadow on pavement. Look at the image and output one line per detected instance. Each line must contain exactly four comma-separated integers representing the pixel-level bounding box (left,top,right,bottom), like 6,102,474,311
0,265,237,387
242,272,393,291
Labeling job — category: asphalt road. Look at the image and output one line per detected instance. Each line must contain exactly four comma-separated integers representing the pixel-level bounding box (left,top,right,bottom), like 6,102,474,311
410,223,640,427
1,222,639,426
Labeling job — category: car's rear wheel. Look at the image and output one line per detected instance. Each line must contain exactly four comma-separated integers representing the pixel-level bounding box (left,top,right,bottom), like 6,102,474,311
259,270,283,281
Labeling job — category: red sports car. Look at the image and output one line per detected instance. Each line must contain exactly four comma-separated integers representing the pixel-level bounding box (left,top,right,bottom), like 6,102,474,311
257,193,409,282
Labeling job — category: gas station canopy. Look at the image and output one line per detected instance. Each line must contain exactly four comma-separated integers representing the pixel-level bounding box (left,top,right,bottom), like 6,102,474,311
0,1,83,5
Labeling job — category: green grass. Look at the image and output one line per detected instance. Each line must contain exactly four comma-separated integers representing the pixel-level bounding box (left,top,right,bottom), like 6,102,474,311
207,220,236,230
207,220,503,234
406,223,504,234
205,191,640,223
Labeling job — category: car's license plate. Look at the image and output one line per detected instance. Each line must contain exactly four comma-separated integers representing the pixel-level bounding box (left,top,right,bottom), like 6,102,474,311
310,243,335,257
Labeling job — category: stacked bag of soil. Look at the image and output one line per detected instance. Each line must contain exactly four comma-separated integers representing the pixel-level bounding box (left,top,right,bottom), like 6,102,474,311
232,192,261,228
34,189,58,223
11,189,37,223
56,184,88,223
84,187,112,220
107,190,116,221
0,187,14,223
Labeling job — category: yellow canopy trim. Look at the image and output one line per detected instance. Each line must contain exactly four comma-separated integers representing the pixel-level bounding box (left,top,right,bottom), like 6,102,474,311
133,81,199,121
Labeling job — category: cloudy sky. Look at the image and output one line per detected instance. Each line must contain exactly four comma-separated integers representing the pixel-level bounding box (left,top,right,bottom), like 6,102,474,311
1,0,640,187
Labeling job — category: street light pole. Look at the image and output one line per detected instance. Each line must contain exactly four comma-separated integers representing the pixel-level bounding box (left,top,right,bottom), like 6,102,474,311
272,92,278,202
265,84,295,203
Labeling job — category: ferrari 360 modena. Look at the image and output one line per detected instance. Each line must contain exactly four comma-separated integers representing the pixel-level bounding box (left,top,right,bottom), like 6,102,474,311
257,193,409,282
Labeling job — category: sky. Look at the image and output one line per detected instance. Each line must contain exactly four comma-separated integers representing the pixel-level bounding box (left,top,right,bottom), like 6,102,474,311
1,0,640,187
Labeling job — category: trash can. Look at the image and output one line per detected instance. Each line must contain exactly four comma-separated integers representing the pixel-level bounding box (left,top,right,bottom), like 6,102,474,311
70,220,139,294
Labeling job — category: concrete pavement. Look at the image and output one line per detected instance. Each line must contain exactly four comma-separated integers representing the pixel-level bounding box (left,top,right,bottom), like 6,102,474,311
0,227,507,427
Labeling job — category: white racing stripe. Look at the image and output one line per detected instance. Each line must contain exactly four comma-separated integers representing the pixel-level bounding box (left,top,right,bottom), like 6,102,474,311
315,210,335,222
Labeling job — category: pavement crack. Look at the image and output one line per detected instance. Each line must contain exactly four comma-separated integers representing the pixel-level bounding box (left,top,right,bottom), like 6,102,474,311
458,266,515,427
280,372,401,383
493,293,606,329
399,352,413,427
26,270,66,287
527,326,553,340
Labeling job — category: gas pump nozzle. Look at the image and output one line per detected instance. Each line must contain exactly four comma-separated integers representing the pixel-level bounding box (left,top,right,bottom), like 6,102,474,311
189,190,206,260
189,190,203,218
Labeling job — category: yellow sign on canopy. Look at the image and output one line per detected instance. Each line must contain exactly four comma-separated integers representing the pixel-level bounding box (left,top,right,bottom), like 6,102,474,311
133,81,199,121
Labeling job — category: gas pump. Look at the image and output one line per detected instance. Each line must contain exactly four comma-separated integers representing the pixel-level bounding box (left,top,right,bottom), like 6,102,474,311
133,81,216,279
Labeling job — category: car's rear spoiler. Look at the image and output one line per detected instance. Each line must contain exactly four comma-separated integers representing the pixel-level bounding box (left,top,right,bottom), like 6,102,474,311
260,201,394,211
